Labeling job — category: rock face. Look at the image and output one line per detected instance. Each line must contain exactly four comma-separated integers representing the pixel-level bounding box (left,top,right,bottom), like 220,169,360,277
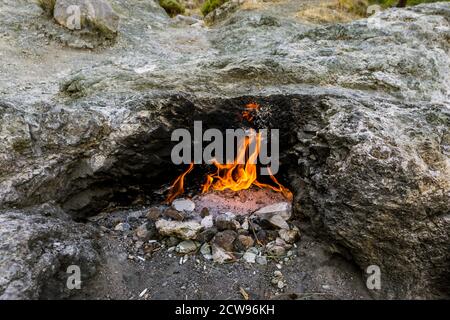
204,0,241,25
0,0,449,299
0,204,99,299
53,0,120,37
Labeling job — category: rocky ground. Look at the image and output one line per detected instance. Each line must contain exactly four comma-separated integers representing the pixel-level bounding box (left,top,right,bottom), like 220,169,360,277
73,201,371,300
0,0,449,300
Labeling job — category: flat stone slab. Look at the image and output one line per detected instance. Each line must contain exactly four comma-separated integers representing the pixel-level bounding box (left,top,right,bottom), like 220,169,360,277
193,188,290,216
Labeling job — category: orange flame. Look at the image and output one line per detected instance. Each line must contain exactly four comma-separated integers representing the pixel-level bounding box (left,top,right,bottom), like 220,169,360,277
246,102,260,110
165,163,194,203
165,102,292,203
242,102,260,122
201,131,292,200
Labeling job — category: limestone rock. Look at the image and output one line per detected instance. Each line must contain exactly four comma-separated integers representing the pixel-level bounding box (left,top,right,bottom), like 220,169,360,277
254,202,292,220
175,240,199,254
266,240,287,257
211,244,234,264
172,198,195,212
0,205,99,300
200,243,213,260
242,251,256,264
234,235,254,251
256,255,267,265
164,208,185,221
155,220,202,240
213,230,238,252
53,0,119,37
201,215,214,229
147,208,161,221
197,227,218,243
267,214,289,230
215,213,240,231
278,228,299,244
135,223,150,240
114,222,130,232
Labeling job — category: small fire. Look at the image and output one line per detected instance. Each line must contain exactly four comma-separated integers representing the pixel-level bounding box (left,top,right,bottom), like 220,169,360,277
165,103,292,203
242,102,260,122
201,131,292,199
165,163,194,203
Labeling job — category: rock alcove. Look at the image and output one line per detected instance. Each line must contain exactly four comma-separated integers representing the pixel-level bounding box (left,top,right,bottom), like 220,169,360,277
1,0,449,300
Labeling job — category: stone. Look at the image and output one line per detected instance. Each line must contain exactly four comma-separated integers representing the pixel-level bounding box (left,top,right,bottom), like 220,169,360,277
254,202,292,229
213,230,238,252
278,228,299,244
174,14,200,25
241,218,249,230
215,214,240,231
204,0,241,25
267,214,289,230
155,220,202,240
254,202,292,220
128,210,144,222
211,244,234,264
200,207,210,218
266,241,286,257
274,238,291,249
256,255,268,265
172,198,195,212
163,208,185,221
53,0,120,37
196,227,218,243
200,243,213,260
135,223,150,240
175,240,199,254
242,251,257,264
147,208,161,221
248,221,262,232
114,222,130,232
256,230,278,244
201,215,214,229
234,235,254,251
237,229,250,236
165,236,180,247
272,270,284,287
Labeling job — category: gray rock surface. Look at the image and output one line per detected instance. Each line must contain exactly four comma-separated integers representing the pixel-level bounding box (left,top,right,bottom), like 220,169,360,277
0,0,449,298
0,204,99,299
53,0,120,37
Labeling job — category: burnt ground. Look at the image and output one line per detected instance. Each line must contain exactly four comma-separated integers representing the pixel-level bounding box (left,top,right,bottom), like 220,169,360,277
72,212,372,300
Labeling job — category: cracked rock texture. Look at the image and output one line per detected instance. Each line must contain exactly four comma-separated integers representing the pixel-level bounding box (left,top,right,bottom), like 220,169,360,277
0,204,99,299
0,0,449,299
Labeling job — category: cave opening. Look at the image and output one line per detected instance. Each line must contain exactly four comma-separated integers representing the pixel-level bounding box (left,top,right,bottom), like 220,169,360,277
62,95,320,222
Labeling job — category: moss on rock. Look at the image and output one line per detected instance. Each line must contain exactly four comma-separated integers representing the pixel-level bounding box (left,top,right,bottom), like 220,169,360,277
201,0,228,16
37,0,56,15
159,0,185,17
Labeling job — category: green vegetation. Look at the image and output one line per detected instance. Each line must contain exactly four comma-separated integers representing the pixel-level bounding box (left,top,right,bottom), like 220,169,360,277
201,0,228,16
369,0,448,8
159,0,185,17
338,0,369,16
37,0,56,16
